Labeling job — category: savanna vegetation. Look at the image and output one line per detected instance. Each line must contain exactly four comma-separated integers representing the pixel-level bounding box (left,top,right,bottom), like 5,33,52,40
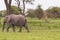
0,17,60,40
0,0,60,40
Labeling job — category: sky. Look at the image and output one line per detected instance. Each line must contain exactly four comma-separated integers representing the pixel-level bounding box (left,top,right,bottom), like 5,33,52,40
0,0,60,11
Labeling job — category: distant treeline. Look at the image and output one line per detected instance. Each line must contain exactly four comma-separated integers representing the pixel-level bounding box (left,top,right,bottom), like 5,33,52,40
27,5,60,19
0,5,60,19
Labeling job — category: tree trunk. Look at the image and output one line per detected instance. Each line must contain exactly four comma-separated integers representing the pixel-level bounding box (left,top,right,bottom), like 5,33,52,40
23,0,25,15
4,0,12,15
17,0,22,14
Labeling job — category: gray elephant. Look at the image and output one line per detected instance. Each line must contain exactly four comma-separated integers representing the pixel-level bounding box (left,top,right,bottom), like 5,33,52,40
2,14,29,32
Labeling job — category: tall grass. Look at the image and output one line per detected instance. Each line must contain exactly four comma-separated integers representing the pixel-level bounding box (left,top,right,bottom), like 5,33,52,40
0,18,60,40
0,17,60,29
27,18,60,29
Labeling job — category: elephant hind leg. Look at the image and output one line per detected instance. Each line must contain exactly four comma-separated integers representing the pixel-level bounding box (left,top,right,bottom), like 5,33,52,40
24,22,29,32
25,25,29,32
11,25,15,32
2,21,6,32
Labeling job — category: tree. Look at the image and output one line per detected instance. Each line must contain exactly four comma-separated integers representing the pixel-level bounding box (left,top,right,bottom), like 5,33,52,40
27,5,44,18
34,5,44,19
15,0,34,15
0,6,20,17
27,9,36,18
4,0,12,15
46,7,60,18
27,5,48,21
15,0,22,14
11,6,19,14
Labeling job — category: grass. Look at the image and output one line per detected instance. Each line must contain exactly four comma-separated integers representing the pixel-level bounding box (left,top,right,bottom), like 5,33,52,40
0,29,60,40
0,18,60,40
27,18,60,29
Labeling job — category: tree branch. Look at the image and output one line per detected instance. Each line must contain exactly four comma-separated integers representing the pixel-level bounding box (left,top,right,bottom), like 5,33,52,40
23,0,25,15
9,0,12,6
15,0,22,14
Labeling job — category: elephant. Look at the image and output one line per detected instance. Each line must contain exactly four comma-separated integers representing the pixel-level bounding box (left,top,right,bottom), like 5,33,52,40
2,14,29,32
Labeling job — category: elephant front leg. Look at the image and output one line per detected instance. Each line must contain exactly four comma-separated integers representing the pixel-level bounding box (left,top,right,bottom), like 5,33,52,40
25,26,29,32
2,22,5,32
12,25,15,32
7,25,11,32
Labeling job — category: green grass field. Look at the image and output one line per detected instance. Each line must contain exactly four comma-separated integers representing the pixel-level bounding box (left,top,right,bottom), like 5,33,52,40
0,29,60,40
0,18,60,40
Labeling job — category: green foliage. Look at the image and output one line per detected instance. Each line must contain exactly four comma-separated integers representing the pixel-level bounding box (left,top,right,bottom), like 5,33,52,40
27,5,44,19
27,18,60,29
0,10,6,17
27,9,36,18
2,6,19,15
34,5,43,19
0,27,60,40
46,7,60,18
0,18,60,40
11,6,19,14
1,17,60,29
0,6,19,16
